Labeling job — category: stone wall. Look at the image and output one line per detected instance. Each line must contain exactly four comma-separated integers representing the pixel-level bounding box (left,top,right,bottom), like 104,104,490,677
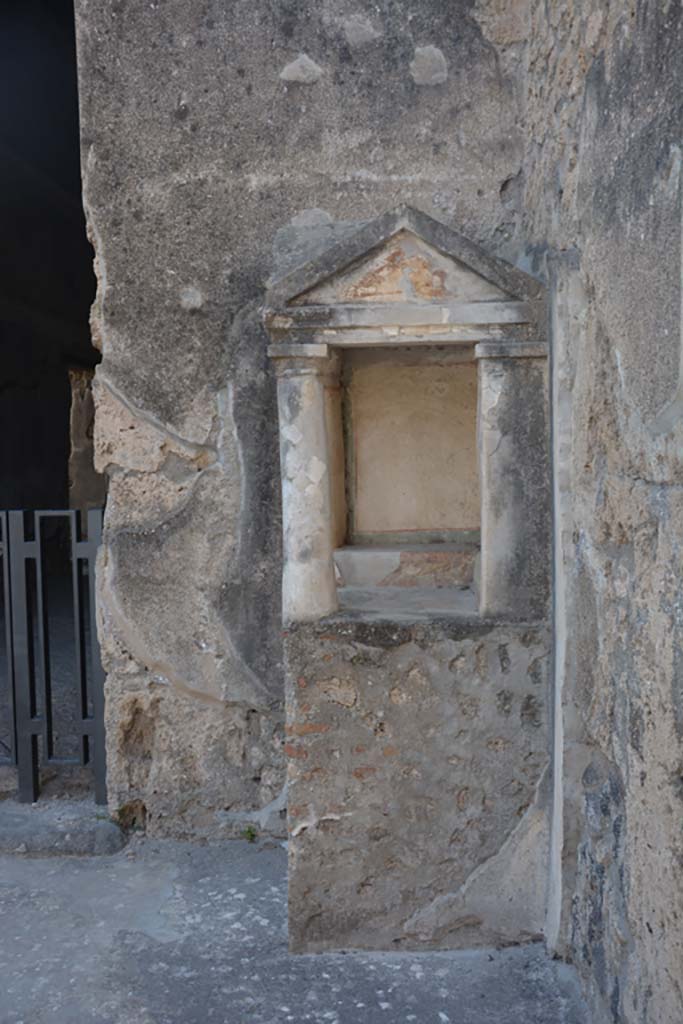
73,1,683,1017
68,368,107,513
523,3,683,1022
74,0,530,837
285,617,550,952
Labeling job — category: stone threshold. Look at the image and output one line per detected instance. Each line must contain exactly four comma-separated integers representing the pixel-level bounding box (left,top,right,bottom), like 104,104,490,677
0,797,126,857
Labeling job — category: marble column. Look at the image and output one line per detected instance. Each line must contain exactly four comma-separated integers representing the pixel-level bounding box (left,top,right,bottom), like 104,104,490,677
270,344,341,622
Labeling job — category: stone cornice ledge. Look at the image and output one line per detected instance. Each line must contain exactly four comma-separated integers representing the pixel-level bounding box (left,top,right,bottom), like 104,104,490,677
475,341,548,359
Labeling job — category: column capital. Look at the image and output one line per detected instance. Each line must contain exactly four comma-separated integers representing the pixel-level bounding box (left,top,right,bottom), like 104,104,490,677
268,342,330,359
268,343,340,381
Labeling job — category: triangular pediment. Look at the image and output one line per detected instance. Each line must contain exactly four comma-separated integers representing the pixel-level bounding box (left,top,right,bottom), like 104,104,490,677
265,205,544,312
292,230,509,306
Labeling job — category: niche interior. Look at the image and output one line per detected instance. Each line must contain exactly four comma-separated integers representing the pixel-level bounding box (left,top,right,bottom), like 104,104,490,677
339,346,479,586
265,206,547,621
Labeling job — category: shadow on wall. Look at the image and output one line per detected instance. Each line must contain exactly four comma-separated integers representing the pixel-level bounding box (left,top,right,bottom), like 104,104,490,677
0,0,97,510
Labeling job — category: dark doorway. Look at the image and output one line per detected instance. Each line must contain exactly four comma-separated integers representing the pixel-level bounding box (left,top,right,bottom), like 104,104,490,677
0,0,98,510
0,2,106,802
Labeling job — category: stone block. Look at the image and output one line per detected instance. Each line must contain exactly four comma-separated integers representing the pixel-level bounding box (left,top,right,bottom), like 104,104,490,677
284,617,550,951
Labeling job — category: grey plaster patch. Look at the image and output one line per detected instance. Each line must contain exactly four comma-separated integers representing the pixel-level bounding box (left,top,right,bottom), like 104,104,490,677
280,54,323,85
0,837,588,1024
271,210,365,283
342,15,381,48
409,45,449,86
179,284,204,310
404,772,550,946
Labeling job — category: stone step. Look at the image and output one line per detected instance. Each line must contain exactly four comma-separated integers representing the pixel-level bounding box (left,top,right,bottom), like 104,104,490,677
0,797,126,857
334,543,477,589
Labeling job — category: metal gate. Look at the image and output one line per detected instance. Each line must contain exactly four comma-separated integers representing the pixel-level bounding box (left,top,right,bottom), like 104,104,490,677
0,509,106,804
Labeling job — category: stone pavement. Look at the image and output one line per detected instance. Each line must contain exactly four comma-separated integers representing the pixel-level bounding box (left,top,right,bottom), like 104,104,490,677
0,830,589,1024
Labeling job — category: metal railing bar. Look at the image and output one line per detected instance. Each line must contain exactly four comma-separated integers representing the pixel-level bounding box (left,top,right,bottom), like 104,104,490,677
32,510,78,519
70,511,90,766
2,507,106,803
0,513,17,765
33,512,54,761
8,512,39,802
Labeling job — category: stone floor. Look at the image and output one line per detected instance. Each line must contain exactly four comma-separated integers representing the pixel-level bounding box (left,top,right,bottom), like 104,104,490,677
0,828,589,1024
338,585,477,620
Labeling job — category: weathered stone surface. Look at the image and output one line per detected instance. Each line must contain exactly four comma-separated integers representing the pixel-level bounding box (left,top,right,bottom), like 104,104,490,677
68,368,106,513
477,353,550,621
74,0,528,838
105,677,285,839
409,46,449,87
334,546,476,589
294,229,509,306
524,4,683,1021
279,54,323,85
342,15,381,49
338,585,479,620
272,350,340,622
0,798,126,857
284,617,550,951
71,3,683,1018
